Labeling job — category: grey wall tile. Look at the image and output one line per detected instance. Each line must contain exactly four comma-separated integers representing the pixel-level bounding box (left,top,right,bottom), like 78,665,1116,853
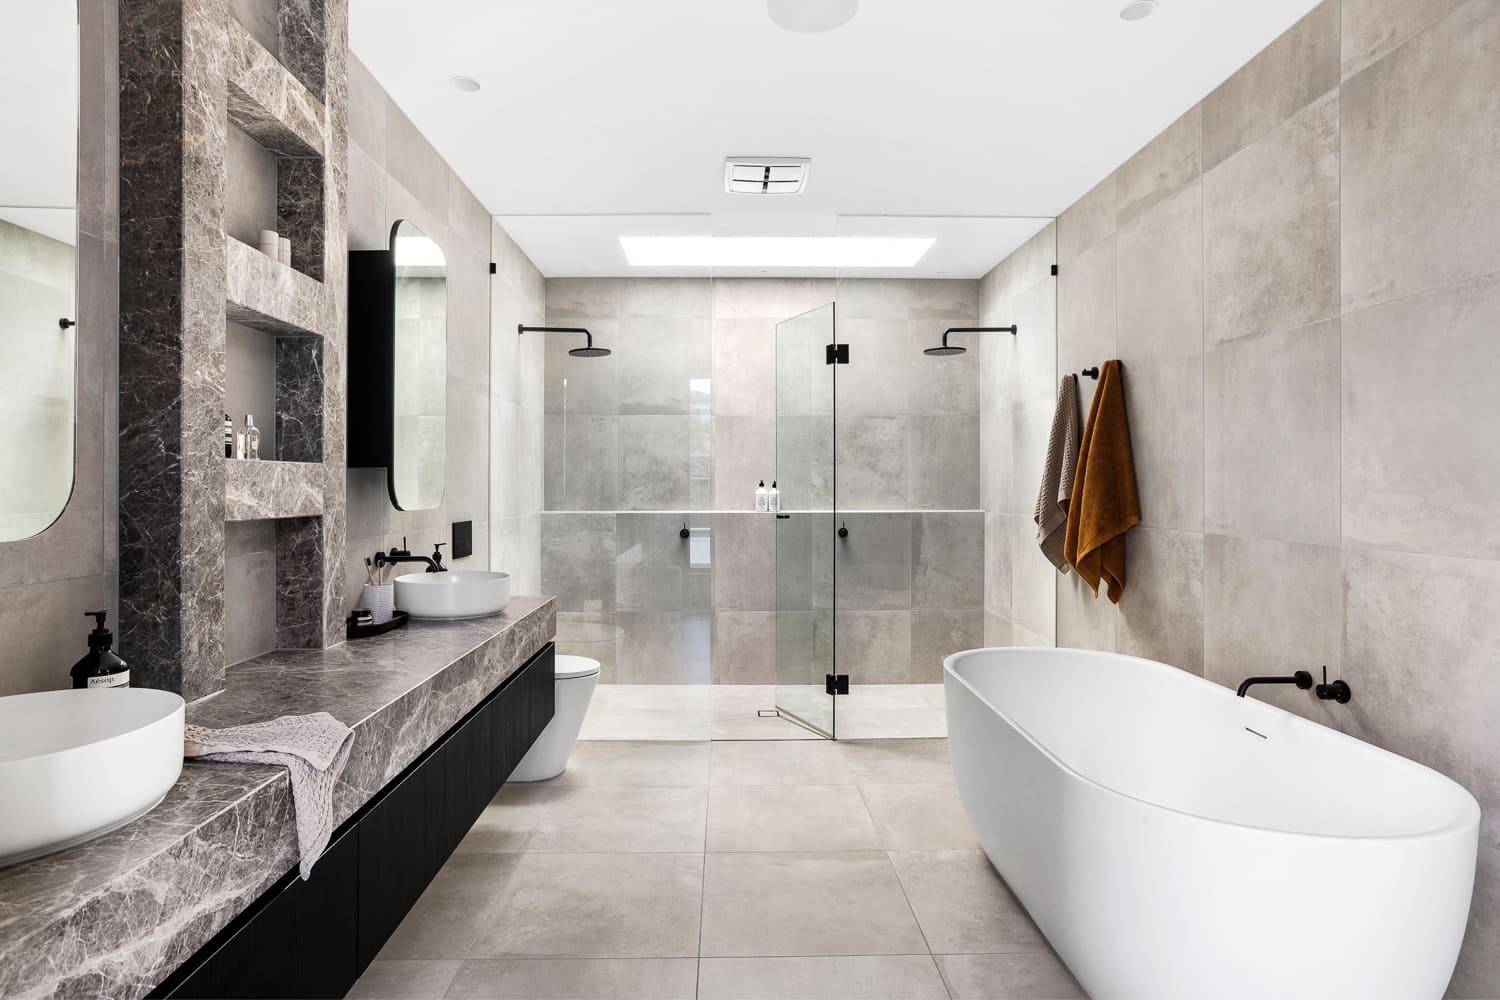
1205,321,1341,546
1340,1,1500,311
1116,106,1202,226
1449,845,1499,998
1203,0,1339,169
1342,272,1500,560
983,513,1013,620
1117,527,1204,674
0,574,110,697
712,513,775,612
224,549,276,666
1117,180,1203,370
1204,92,1340,347
835,416,908,509
622,277,712,318
1056,234,1117,418
616,610,711,684
711,277,821,320
618,316,711,415
909,320,980,414
907,415,980,510
540,512,616,612
837,317,910,415
1342,546,1500,846
834,513,912,611
1123,355,1204,532
1340,0,1467,80
910,609,983,683
911,512,984,610
1056,569,1117,651
383,102,449,219
346,54,385,160
835,610,912,684
557,611,619,683
619,415,691,510
712,318,776,416
1057,174,1116,261
544,414,618,510
711,415,775,512
346,142,386,251
616,513,709,612
1203,534,1342,725
712,611,776,685
909,279,981,320
1009,514,1058,642
542,319,618,415
835,278,910,319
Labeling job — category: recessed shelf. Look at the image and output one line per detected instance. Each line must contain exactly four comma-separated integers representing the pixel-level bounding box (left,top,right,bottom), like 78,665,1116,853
225,17,325,159
225,458,324,522
226,238,331,337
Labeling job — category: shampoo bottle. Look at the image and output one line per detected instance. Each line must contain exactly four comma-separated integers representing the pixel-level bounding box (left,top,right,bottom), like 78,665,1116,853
755,480,768,513
71,611,130,689
768,480,780,513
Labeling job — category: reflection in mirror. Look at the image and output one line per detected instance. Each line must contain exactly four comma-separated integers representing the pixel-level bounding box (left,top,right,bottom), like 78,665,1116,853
0,3,79,542
390,220,446,511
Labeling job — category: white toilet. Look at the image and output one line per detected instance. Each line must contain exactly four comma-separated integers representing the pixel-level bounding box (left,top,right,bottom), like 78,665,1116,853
509,654,600,782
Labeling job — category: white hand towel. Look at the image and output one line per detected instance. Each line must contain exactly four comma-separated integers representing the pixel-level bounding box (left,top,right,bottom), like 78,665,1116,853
1034,374,1081,573
185,713,355,879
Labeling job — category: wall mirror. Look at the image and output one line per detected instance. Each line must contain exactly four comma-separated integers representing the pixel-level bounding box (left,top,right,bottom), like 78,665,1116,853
0,3,79,541
349,219,447,510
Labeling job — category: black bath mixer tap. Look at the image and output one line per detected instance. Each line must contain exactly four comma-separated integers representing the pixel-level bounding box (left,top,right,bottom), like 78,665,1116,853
377,537,447,573
1313,665,1352,703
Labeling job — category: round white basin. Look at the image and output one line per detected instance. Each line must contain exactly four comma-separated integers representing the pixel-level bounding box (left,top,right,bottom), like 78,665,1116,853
0,688,184,867
395,570,510,620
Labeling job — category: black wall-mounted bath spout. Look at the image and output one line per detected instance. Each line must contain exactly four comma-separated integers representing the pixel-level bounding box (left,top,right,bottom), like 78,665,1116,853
1236,670,1313,698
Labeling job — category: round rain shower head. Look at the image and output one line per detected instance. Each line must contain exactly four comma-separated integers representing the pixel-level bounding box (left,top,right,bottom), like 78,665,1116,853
924,345,966,356
569,346,611,358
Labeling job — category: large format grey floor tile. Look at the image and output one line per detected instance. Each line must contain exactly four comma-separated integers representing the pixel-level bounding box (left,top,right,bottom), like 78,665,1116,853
936,953,1086,999
889,851,1047,955
860,784,981,850
444,958,698,999
472,853,704,958
706,784,879,852
378,854,521,959
838,738,955,785
697,956,950,1000
710,739,854,785
700,852,928,957
555,740,711,786
454,784,552,854
347,959,461,999
523,784,708,853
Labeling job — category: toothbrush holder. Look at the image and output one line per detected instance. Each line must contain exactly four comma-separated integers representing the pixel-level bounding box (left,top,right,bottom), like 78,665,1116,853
362,583,394,624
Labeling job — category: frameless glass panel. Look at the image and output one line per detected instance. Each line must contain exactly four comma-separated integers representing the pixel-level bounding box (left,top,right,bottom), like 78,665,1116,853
390,220,446,510
0,3,79,541
774,302,836,737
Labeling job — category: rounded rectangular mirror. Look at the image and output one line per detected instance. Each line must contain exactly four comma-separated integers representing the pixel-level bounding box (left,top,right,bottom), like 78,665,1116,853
390,220,446,511
0,3,79,541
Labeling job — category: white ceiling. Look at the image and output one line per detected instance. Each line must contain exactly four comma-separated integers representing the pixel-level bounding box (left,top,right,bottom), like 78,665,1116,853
350,0,1321,278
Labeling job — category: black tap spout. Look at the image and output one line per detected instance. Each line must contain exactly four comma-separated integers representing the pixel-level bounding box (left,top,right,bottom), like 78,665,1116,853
1236,670,1314,698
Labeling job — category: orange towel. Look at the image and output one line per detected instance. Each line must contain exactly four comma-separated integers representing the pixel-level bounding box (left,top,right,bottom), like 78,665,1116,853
1063,360,1141,603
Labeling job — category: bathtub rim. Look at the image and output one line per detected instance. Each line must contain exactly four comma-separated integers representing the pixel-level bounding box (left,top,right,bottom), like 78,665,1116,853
943,645,1481,844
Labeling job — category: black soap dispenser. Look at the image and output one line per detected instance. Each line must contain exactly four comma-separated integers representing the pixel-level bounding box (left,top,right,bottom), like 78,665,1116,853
71,611,130,689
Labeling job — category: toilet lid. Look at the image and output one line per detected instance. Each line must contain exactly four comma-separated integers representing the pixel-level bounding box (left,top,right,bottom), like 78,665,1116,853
555,654,601,679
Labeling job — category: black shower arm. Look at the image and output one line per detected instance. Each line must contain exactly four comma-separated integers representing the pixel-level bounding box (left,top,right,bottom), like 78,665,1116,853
940,325,1017,348
518,324,595,347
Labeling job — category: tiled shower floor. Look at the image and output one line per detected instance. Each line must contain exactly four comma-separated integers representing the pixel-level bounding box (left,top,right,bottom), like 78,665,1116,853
578,684,948,742
349,738,1084,1000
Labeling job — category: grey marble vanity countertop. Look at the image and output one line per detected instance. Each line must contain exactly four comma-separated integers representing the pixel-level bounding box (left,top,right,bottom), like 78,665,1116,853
0,596,556,1000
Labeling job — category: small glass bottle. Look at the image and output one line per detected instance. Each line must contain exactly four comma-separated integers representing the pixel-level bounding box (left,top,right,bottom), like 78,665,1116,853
223,412,234,458
244,414,261,460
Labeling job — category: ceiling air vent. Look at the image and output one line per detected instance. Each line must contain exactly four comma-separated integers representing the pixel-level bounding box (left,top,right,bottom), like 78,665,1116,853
724,156,810,195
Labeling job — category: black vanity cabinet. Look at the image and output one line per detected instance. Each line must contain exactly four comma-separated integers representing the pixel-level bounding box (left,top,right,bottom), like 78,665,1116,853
154,644,555,999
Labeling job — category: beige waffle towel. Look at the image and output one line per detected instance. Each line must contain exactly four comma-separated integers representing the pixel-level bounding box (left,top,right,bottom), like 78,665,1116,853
185,713,354,879
1034,374,1081,573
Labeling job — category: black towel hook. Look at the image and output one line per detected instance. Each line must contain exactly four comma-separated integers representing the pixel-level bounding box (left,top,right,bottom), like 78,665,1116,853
679,522,690,539
838,521,849,539
1080,366,1100,380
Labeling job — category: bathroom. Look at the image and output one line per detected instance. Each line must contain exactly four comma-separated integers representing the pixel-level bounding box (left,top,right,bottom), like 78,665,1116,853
0,0,1495,997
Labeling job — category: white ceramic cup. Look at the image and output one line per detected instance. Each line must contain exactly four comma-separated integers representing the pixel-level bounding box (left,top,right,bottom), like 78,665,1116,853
278,236,292,265
362,583,394,625
258,229,279,258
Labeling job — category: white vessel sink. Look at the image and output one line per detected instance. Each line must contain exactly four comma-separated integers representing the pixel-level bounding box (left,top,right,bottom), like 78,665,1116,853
0,688,184,867
396,570,510,620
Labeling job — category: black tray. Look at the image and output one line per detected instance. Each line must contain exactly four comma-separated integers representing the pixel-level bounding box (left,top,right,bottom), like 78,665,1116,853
346,609,409,641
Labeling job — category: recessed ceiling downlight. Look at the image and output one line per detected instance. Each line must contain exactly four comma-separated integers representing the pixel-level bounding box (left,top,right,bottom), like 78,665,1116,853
449,75,481,92
1119,0,1157,21
768,0,858,33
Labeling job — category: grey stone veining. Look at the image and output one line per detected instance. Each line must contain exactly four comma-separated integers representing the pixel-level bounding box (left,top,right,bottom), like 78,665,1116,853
224,236,331,337
225,15,324,158
223,458,324,521
274,336,323,463
0,598,555,1000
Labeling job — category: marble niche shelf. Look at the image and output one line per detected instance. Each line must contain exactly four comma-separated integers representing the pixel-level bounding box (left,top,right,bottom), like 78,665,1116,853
225,16,325,158
225,237,332,337
224,458,324,521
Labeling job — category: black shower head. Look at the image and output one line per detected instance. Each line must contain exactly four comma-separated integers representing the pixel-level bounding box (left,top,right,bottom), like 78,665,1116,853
924,325,1017,356
924,344,966,356
518,324,610,358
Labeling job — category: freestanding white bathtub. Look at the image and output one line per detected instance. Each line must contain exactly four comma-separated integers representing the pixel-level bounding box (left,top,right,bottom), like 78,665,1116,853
945,646,1479,1000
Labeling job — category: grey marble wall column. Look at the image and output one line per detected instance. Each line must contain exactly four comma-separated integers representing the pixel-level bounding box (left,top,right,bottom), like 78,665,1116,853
118,0,230,701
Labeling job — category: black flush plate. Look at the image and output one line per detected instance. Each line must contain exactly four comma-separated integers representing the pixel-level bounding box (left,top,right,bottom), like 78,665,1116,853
452,520,473,560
